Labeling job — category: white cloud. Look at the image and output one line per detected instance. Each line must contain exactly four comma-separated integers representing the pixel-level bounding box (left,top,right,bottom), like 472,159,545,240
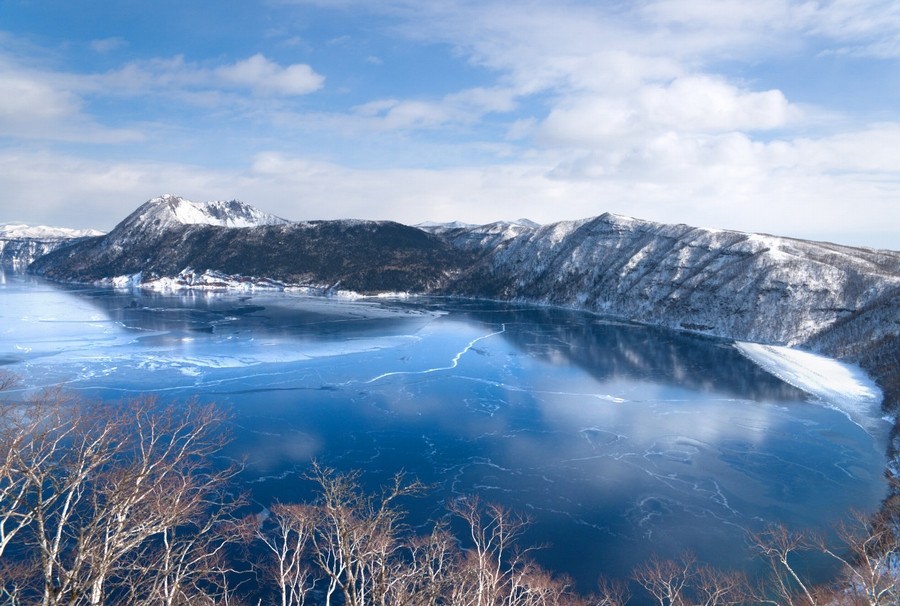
0,50,325,142
642,0,795,28
640,76,794,131
0,59,142,142
348,86,517,132
635,0,900,59
215,53,324,96
90,37,126,53
564,51,683,94
540,76,797,147
64,53,324,101
3,137,899,250
804,0,900,57
1,0,898,251
0,69,79,122
353,98,453,130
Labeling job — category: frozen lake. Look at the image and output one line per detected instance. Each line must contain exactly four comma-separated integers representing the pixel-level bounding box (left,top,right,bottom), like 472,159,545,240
0,271,891,588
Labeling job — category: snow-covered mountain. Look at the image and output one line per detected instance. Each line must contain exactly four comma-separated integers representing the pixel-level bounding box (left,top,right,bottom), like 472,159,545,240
116,194,290,233
444,213,900,347
30,196,468,294
437,213,900,412
0,223,104,267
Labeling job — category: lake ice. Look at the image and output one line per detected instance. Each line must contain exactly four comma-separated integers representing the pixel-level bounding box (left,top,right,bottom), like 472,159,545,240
0,271,891,588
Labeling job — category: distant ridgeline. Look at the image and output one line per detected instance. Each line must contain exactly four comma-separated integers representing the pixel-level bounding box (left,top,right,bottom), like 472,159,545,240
0,224,103,268
21,194,900,414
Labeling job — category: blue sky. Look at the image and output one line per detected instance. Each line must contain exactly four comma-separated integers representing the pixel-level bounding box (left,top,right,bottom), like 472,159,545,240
1,0,899,249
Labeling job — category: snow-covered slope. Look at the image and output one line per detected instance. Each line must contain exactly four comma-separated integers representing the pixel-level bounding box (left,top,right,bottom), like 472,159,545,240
419,219,542,253
435,213,900,410
446,213,900,347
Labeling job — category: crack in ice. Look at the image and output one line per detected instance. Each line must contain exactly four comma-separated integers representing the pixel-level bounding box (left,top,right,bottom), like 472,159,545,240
362,324,506,384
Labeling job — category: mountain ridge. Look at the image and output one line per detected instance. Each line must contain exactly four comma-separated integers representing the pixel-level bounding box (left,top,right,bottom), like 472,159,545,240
0,223,105,268
28,198,471,294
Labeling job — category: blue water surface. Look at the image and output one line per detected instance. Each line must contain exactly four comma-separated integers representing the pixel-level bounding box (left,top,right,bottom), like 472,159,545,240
0,271,890,589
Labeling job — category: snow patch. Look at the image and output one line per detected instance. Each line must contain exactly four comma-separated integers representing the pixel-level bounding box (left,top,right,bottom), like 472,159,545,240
747,234,794,262
111,268,418,300
105,273,142,288
735,342,886,433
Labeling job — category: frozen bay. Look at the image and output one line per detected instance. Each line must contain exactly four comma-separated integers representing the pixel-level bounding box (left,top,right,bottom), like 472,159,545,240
0,271,891,588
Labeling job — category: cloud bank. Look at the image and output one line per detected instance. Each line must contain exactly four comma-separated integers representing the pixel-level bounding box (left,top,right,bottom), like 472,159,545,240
0,0,897,249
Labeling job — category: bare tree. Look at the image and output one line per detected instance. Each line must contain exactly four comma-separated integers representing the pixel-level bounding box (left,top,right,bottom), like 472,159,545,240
449,496,542,606
631,552,747,606
0,390,241,606
305,462,426,606
692,564,748,606
249,468,593,606
0,370,19,392
0,388,75,561
818,508,900,606
749,524,820,606
507,560,579,606
253,503,317,606
594,577,631,606
632,553,694,606
125,478,246,606
397,522,460,606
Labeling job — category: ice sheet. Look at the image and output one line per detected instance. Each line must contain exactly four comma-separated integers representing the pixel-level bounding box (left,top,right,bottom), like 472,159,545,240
735,342,886,433
0,287,133,357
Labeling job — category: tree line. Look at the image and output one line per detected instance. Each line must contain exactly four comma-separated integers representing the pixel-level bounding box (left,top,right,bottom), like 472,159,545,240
1,379,898,606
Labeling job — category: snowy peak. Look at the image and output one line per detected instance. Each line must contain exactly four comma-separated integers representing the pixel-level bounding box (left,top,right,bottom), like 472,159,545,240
119,194,289,233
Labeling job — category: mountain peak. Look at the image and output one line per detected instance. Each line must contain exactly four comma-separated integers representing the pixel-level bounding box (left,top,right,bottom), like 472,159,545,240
130,195,289,230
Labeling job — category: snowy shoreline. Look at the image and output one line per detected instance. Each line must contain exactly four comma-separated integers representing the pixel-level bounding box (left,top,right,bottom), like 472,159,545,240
101,270,415,301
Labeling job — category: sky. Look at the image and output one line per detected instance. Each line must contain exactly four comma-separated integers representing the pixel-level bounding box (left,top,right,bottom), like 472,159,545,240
1,0,899,249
